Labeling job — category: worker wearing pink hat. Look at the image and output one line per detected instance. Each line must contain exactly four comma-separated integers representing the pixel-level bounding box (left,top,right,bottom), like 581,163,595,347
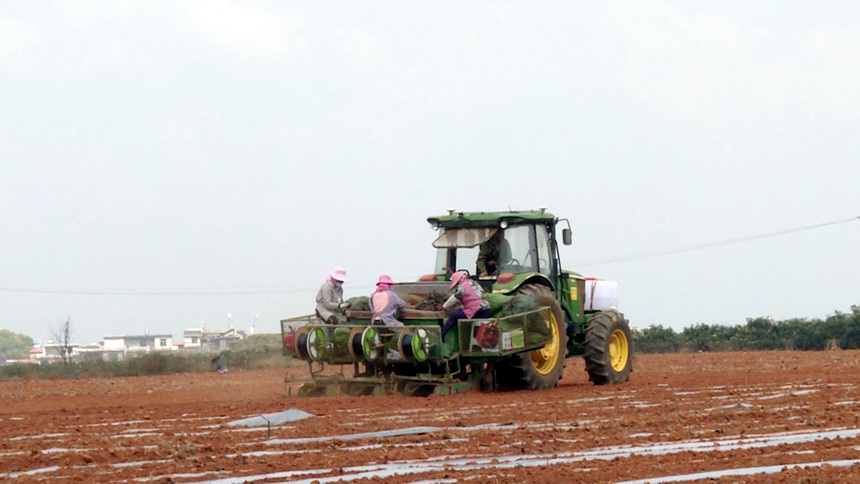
441,271,491,337
329,267,349,283
369,274,406,327
315,267,349,324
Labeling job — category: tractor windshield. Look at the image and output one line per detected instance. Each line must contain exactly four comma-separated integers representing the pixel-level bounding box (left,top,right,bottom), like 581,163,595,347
433,225,549,276
497,225,539,274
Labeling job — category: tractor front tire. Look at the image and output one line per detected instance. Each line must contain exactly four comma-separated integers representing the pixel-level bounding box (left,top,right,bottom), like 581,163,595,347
495,285,567,390
584,310,632,385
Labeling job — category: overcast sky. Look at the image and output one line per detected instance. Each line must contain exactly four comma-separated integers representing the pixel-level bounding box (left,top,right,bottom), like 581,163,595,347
2,1,858,345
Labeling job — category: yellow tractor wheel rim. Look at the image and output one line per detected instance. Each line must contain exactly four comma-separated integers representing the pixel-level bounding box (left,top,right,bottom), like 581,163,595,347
531,310,560,375
609,329,629,372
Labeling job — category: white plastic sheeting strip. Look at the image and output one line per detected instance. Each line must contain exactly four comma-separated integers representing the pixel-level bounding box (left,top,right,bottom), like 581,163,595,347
263,426,441,444
10,421,858,483
227,408,313,428
179,428,860,484
617,459,860,484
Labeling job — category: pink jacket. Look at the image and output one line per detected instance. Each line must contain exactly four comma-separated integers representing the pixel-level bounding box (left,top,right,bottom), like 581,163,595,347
444,279,484,319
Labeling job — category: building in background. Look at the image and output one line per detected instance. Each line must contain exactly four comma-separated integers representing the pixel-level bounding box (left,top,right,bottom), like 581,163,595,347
23,321,255,364
183,326,247,352
99,332,174,361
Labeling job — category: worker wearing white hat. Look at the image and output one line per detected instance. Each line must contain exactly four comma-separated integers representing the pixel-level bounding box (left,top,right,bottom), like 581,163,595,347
315,267,349,324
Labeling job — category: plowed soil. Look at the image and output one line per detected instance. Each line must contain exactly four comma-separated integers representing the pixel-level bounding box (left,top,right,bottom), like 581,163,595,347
2,351,859,483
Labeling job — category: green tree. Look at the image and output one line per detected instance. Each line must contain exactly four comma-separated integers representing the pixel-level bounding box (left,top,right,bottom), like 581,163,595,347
0,330,35,360
737,317,780,350
844,305,860,349
820,306,860,350
775,318,808,350
633,325,680,354
681,323,739,352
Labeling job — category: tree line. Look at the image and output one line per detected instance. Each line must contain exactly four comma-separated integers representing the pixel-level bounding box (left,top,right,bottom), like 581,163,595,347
633,305,860,353
0,330,34,361
2,306,858,369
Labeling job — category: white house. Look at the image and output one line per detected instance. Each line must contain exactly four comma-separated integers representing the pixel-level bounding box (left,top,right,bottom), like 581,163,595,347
183,326,245,352
39,342,84,362
103,333,174,353
31,342,103,363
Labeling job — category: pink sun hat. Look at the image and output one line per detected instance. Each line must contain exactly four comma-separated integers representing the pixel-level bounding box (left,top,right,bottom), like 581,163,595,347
329,267,349,282
376,274,396,286
450,271,467,288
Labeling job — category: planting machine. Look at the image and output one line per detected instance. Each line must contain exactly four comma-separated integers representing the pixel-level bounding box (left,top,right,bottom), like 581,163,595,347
281,208,633,396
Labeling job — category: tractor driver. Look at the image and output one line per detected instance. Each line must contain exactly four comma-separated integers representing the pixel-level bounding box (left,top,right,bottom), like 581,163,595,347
476,230,511,277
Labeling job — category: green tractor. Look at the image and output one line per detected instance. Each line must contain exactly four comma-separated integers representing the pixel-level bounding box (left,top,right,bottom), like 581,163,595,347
281,208,632,396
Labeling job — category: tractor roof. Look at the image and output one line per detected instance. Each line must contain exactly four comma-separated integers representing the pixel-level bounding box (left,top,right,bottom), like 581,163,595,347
427,209,557,229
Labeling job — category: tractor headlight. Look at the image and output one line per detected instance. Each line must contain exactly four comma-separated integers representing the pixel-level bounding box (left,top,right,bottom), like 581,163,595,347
500,220,508,229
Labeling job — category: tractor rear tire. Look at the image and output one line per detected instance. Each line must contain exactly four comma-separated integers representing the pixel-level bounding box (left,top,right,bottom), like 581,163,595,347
584,310,632,385
495,285,567,390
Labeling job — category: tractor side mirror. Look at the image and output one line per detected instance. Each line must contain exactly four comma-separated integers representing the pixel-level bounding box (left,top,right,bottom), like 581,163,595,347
562,228,572,246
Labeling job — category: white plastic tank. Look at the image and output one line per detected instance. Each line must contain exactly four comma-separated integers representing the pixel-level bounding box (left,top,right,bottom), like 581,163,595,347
584,278,618,311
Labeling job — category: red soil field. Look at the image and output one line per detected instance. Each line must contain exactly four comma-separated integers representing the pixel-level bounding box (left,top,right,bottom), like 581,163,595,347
2,350,859,483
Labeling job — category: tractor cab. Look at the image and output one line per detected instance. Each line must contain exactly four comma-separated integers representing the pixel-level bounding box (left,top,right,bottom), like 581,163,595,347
426,209,572,295
432,224,554,278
